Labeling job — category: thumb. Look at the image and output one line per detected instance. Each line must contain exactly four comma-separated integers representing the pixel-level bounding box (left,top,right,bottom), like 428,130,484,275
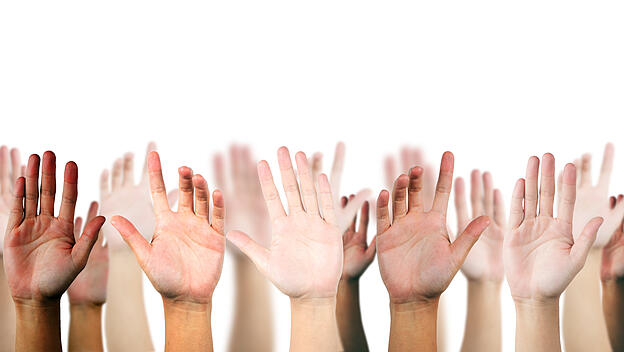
110,215,151,265
450,216,490,266
571,217,603,263
227,230,270,276
71,216,105,269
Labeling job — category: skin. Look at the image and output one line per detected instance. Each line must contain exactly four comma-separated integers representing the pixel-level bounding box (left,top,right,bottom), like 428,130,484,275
112,151,225,352
228,147,343,352
67,201,108,352
213,145,274,352
601,198,624,351
336,196,376,352
0,146,21,352
99,143,177,352
454,170,505,352
562,144,621,352
377,152,490,352
2,152,105,352
504,154,603,352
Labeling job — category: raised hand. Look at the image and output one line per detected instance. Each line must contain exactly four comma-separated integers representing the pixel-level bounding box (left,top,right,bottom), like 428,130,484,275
602,195,624,283
454,170,506,282
3,152,105,303
68,202,108,305
111,151,225,304
229,147,342,299
601,196,624,352
340,196,375,280
0,146,23,253
377,152,490,304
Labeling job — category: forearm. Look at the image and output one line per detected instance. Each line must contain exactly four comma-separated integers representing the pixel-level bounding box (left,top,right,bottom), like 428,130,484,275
163,299,212,352
68,304,104,352
290,297,340,352
105,250,153,351
14,299,61,352
602,278,624,351
389,299,438,352
514,299,561,352
228,256,274,352
0,259,16,352
460,281,501,352
562,249,610,352
336,279,368,352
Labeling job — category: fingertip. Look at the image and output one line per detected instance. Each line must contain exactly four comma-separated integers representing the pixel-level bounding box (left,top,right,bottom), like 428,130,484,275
147,151,160,170
192,173,207,187
378,190,389,205
409,166,423,178
65,161,78,182
213,189,224,206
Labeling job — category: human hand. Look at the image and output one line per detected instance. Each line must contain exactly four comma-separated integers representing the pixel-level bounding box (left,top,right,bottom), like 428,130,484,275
68,201,109,306
111,152,225,304
3,152,105,304
228,147,343,299
569,144,624,247
0,146,23,254
454,170,506,282
601,195,624,283
504,154,603,302
376,152,491,304
99,142,177,252
340,196,376,281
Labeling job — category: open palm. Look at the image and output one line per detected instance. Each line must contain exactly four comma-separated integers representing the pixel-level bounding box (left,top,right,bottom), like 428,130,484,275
112,152,225,303
341,196,375,280
601,196,624,282
229,147,343,299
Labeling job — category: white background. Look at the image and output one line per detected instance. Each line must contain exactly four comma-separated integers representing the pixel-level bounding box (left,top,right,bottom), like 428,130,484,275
1,0,623,351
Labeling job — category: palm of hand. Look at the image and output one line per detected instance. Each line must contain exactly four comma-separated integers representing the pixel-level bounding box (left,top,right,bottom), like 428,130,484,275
342,231,370,279
101,185,154,249
461,224,504,281
602,225,624,281
68,243,108,304
573,189,616,247
267,213,342,299
378,212,456,303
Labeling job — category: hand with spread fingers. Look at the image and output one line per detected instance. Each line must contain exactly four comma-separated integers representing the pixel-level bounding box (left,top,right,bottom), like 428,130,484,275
111,151,225,352
376,152,490,352
3,152,105,352
504,154,603,352
228,147,342,352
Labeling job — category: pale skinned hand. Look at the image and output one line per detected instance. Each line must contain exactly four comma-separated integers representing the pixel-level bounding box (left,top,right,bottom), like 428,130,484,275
0,146,23,253
601,195,624,282
340,195,376,280
111,152,225,303
454,170,506,282
100,142,178,251
377,152,491,303
504,154,603,301
3,152,105,303
228,147,343,299
566,144,624,247
68,201,109,305
311,142,370,232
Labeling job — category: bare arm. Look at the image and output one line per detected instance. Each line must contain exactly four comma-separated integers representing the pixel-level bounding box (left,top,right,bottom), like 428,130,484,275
0,260,16,352
515,299,561,352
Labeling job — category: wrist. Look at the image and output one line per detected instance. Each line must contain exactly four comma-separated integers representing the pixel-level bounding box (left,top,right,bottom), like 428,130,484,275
70,301,104,314
390,297,439,313
467,279,502,291
163,298,212,313
514,296,559,315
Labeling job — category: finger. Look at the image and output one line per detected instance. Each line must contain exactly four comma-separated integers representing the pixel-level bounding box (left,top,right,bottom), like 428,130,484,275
450,216,491,265
7,177,25,231
58,162,79,224
257,160,286,220
177,166,194,212
10,148,21,185
122,153,134,186
407,167,425,213
111,158,122,191
147,152,170,214
580,153,593,188
493,189,506,226
100,170,110,199
558,163,577,225
24,154,40,218
86,201,102,245
311,152,323,184
74,217,83,240
231,145,244,193
141,141,157,184
524,156,539,218
277,147,303,213
392,174,409,221
347,195,357,233
483,172,494,218
570,217,603,263
376,190,391,234
358,201,370,236
598,143,614,190
556,171,563,211
509,178,525,228
454,177,470,233
539,153,555,217
212,153,226,191
211,190,225,235
39,151,56,216
431,151,454,215
470,170,483,218
339,189,370,232
330,142,345,200
71,215,105,269
193,174,210,218
295,152,319,215
423,163,437,210
227,230,270,276
364,235,377,261
0,146,9,196
318,174,336,225
110,216,150,265
384,156,397,190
